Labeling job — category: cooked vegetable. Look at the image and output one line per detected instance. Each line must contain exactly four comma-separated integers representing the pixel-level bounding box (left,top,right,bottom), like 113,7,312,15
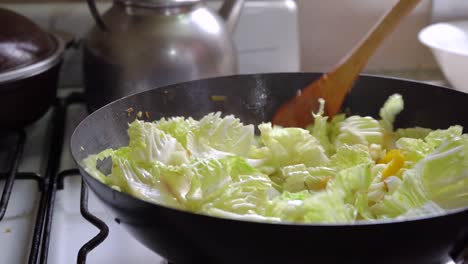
83,94,468,223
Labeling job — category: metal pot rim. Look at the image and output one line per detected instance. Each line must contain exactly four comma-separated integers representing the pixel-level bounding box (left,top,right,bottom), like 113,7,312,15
0,33,65,84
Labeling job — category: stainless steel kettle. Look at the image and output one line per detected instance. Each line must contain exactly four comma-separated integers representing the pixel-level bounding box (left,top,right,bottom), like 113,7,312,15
83,0,244,111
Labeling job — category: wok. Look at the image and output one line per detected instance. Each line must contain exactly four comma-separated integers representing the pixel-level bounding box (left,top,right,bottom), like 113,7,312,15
71,73,468,264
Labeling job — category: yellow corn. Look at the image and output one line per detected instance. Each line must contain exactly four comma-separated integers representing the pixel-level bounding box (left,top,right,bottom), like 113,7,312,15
319,176,331,190
379,149,405,179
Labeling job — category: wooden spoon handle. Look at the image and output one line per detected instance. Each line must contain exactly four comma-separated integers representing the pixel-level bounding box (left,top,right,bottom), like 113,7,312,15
318,0,422,117
272,0,422,128
335,0,422,79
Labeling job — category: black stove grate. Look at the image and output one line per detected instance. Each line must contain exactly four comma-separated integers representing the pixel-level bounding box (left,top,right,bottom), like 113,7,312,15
0,132,47,264
0,129,45,263
77,178,109,264
0,125,46,263
32,93,109,264
0,93,111,264
26,95,69,264
57,168,110,264
0,130,27,221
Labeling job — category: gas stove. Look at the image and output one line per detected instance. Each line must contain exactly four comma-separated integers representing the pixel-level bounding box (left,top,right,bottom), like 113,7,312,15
0,91,461,264
0,1,300,263
0,1,463,263
0,93,167,264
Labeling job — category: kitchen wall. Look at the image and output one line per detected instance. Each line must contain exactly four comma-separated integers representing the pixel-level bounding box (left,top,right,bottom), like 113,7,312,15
296,0,468,76
297,0,433,73
1,0,302,86
2,0,468,77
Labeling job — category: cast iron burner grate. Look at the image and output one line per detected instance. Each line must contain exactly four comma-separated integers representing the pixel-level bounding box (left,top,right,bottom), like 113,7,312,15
0,123,47,264
0,130,25,221
0,130,44,221
58,169,109,264
0,93,110,264
27,93,110,264
77,177,109,263
26,95,80,264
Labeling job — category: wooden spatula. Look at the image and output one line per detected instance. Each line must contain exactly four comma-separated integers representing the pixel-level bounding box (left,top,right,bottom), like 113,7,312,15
272,0,422,128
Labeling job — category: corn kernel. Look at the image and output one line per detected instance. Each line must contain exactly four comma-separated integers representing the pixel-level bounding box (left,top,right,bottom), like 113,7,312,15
379,149,405,179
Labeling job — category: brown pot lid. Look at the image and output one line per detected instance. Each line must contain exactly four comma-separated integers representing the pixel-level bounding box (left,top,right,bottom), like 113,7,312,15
0,8,55,73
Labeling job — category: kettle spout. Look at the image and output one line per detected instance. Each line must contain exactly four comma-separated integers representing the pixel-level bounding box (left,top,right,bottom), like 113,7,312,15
219,0,245,34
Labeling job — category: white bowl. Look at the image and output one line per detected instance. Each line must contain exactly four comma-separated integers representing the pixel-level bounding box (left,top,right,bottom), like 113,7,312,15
419,20,468,93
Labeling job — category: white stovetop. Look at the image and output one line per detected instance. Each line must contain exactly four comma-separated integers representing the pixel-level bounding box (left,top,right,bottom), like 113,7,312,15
0,109,54,264
48,103,165,264
50,177,165,264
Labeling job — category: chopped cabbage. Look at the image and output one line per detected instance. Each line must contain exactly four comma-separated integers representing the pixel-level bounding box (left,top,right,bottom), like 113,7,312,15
83,94,468,224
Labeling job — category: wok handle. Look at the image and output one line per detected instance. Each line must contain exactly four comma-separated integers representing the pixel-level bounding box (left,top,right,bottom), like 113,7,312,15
86,0,107,31
451,229,468,263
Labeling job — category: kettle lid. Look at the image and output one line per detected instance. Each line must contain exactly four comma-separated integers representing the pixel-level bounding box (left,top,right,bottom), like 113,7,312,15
116,0,201,7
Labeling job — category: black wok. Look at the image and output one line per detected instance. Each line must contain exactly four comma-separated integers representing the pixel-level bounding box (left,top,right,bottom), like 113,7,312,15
71,73,468,264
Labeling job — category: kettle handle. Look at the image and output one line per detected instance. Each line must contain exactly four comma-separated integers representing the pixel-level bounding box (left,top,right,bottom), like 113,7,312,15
219,0,245,33
86,0,108,31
